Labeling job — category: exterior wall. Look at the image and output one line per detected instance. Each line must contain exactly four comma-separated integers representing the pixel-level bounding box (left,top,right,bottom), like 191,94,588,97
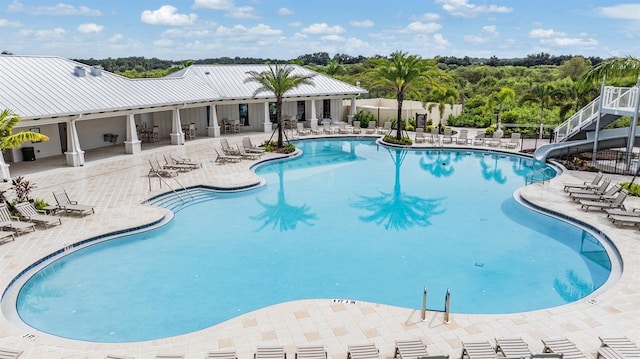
342,98,462,125
14,123,63,161
181,107,208,136
77,116,126,150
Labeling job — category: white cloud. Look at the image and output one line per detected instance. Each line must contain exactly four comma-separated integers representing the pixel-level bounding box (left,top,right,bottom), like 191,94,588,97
404,21,442,33
278,7,294,16
20,27,66,41
77,23,103,34
109,34,123,42
0,19,21,27
541,37,598,47
482,25,497,34
301,23,345,35
193,0,234,10
162,28,212,38
596,4,640,20
321,35,344,41
154,38,175,47
141,6,197,26
349,19,374,27
435,0,512,18
8,1,101,16
433,33,449,47
529,28,563,38
226,6,258,19
416,13,440,21
289,21,303,27
464,34,488,43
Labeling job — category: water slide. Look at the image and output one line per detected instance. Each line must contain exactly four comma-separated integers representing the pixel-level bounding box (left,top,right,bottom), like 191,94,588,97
534,128,640,162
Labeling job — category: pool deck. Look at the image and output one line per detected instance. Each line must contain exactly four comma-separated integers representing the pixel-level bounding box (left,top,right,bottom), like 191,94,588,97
0,131,639,359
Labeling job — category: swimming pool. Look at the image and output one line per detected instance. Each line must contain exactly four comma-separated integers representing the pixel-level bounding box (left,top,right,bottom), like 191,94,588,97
7,138,615,343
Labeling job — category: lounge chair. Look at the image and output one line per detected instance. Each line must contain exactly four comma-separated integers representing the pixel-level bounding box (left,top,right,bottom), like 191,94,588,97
254,346,286,359
460,340,497,359
442,129,453,144
206,350,238,359
214,148,242,164
0,205,36,235
599,336,640,359
323,123,336,134
473,130,485,146
378,122,392,134
0,228,15,245
243,137,266,154
567,177,611,196
495,338,531,358
295,345,326,359
352,121,362,134
159,157,192,172
608,214,640,227
394,339,428,359
148,159,178,177
220,139,241,155
296,123,310,136
0,347,23,359
338,122,351,134
541,337,589,359
365,121,377,134
237,144,261,160
14,202,62,229
428,127,440,144
605,207,640,217
414,128,427,143
310,122,323,135
105,355,133,359
52,189,95,217
563,172,604,192
502,133,521,149
569,185,620,203
456,129,470,145
155,355,184,359
348,344,379,359
580,189,627,211
486,131,502,147
170,154,202,168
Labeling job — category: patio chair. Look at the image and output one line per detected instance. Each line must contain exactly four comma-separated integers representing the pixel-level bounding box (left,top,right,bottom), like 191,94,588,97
297,123,310,136
214,148,242,164
502,133,521,149
605,207,640,217
414,128,427,143
456,129,469,145
52,189,95,217
352,121,362,134
237,144,261,160
378,122,392,134
243,137,266,154
148,159,178,177
220,139,241,155
323,123,336,134
155,355,184,359
0,228,15,245
460,340,497,359
580,189,627,211
599,336,640,359
541,337,589,359
365,121,377,134
158,158,192,172
394,339,428,359
254,346,286,359
567,177,611,196
0,205,36,235
569,184,620,203
347,344,379,359
495,338,531,358
310,122,323,135
486,131,502,147
295,345,327,359
473,130,485,145
338,122,351,134
105,355,133,359
428,127,440,144
185,123,196,139
608,214,640,227
0,347,23,359
206,350,238,359
442,129,453,144
563,172,604,192
170,154,202,168
14,202,62,229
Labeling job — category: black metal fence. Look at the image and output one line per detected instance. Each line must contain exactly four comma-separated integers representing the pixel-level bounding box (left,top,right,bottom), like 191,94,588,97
554,147,640,175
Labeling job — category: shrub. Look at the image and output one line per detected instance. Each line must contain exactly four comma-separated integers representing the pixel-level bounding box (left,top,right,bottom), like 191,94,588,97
619,182,640,197
33,198,49,210
485,126,495,136
12,176,35,203
383,135,412,146
354,110,376,129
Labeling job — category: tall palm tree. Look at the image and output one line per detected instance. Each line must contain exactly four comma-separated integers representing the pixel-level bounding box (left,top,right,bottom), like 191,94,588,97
369,51,446,140
324,60,344,78
520,84,558,138
425,87,458,129
245,64,315,148
580,56,640,87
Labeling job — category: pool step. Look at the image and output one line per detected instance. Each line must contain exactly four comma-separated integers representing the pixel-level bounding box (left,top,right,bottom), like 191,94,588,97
146,188,218,212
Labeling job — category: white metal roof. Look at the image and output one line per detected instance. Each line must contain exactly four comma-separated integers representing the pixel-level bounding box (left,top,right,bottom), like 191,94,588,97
0,55,365,121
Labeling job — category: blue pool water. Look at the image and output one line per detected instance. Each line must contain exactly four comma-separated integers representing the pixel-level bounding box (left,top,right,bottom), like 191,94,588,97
11,138,612,343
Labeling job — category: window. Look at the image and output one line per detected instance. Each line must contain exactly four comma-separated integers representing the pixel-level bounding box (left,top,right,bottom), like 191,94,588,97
323,99,331,119
239,103,249,126
269,102,277,123
296,101,305,121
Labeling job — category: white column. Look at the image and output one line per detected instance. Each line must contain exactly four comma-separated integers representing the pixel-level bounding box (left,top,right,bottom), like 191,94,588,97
0,152,10,182
349,96,357,124
170,107,185,145
310,100,318,128
124,114,142,154
263,102,273,133
207,104,221,137
65,117,85,167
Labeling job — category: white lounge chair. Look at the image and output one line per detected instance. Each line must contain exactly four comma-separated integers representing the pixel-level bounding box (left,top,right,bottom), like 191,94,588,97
394,339,428,359
442,129,453,144
220,139,241,155
495,338,531,358
0,347,23,359
14,202,62,229
0,205,36,235
428,127,440,144
502,133,521,149
159,157,192,172
569,184,620,203
148,159,178,177
486,131,502,147
295,345,326,359
155,355,184,359
456,129,469,145
365,121,377,134
580,189,627,211
243,137,266,154
563,172,604,192
352,121,362,134
348,344,379,359
378,122,392,134
296,123,310,136
52,189,95,217
207,350,238,359
237,143,261,160
254,346,286,359
170,154,202,168
541,337,588,359
414,128,427,143
473,130,485,145
214,148,242,164
105,355,133,359
460,340,497,359
567,177,611,196
599,336,640,359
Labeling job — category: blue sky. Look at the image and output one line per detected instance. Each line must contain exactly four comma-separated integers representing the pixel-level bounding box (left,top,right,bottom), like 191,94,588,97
1,0,639,61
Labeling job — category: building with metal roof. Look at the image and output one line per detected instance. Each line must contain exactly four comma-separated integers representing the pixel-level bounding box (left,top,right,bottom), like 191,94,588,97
0,55,365,179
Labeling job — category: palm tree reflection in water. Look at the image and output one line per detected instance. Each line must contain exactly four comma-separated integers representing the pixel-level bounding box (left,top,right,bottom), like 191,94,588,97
480,154,507,184
419,150,455,177
252,162,317,232
351,149,444,230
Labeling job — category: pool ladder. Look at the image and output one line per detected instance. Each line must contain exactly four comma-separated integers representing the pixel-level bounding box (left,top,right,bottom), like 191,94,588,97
421,286,451,323
525,167,554,185
148,172,194,203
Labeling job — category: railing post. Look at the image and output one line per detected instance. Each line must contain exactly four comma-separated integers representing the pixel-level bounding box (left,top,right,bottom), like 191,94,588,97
444,288,451,323
421,286,427,321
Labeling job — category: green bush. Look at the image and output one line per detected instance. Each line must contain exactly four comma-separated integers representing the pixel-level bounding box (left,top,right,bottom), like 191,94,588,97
620,182,640,197
354,110,376,129
383,135,412,145
485,126,495,136
33,198,49,210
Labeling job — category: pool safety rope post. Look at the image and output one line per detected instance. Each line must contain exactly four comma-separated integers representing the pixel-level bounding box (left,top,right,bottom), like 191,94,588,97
444,288,451,323
421,286,427,321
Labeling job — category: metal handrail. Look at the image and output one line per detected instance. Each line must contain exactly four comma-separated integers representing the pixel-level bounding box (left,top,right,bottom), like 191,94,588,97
169,175,194,200
525,167,554,185
421,287,427,321
444,288,451,323
149,172,185,202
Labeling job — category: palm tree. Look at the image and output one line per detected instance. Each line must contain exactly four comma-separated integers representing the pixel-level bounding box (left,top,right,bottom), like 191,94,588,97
245,64,315,148
324,60,344,78
520,84,558,139
369,51,445,141
424,87,458,130
0,109,49,181
580,56,640,87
